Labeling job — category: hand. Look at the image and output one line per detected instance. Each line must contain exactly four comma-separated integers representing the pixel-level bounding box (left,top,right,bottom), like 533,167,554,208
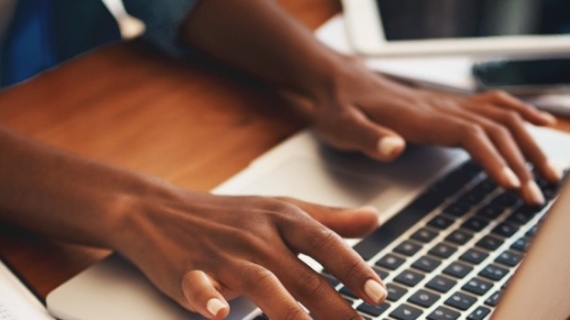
308,57,562,205
114,190,385,320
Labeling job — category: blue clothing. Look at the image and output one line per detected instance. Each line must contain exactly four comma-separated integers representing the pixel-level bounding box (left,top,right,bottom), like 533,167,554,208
0,0,198,88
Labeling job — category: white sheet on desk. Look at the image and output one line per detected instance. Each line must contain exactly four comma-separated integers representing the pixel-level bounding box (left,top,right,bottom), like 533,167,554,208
0,261,54,320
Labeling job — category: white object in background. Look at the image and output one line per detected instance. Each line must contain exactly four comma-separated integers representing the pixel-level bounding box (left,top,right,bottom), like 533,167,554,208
527,94,570,117
0,260,54,320
314,15,476,93
101,0,146,39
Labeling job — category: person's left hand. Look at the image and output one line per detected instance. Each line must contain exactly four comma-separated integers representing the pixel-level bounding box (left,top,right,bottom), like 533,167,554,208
305,57,562,206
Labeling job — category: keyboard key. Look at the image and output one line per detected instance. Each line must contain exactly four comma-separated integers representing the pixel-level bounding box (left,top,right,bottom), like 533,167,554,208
495,250,522,267
412,255,441,272
492,222,519,238
428,215,455,230
461,217,489,232
510,237,529,252
429,243,457,258
427,306,460,320
390,304,423,320
411,228,438,243
458,191,486,207
445,292,477,311
394,269,425,287
460,249,489,265
443,261,473,279
462,277,493,296
376,254,406,270
426,275,457,293
339,286,358,299
408,289,440,308
507,210,536,225
373,267,389,280
472,178,498,196
386,283,408,302
445,229,473,245
322,274,340,288
526,224,539,237
479,264,509,281
490,192,523,208
476,205,504,220
485,290,502,307
356,301,390,317
443,202,471,217
467,306,491,320
394,241,423,257
476,235,504,251
253,315,269,320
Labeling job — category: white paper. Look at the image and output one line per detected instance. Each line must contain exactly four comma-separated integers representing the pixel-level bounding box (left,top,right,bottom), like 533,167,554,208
0,260,54,320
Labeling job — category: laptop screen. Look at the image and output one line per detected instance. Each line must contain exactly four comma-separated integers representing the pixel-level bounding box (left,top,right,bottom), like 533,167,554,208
376,0,570,41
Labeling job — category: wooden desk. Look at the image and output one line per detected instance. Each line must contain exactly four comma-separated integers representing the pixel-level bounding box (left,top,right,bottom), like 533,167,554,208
0,0,569,301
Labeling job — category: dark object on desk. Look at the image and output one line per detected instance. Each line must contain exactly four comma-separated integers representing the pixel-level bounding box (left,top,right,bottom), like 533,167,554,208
472,57,570,95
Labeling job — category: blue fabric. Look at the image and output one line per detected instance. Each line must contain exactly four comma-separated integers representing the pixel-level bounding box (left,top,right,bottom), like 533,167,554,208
2,0,57,86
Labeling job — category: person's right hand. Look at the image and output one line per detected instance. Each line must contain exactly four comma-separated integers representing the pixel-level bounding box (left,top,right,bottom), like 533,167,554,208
113,190,385,320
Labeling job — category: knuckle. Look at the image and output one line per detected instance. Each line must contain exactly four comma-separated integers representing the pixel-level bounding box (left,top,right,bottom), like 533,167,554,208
490,90,510,100
308,226,342,250
343,257,366,280
249,266,278,290
296,272,325,296
486,123,509,138
501,110,523,126
462,123,485,140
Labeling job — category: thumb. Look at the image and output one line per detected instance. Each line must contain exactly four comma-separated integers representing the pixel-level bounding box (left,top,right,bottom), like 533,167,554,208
280,198,381,238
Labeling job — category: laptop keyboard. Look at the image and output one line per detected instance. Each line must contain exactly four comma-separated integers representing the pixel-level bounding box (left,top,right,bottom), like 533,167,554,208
253,159,565,320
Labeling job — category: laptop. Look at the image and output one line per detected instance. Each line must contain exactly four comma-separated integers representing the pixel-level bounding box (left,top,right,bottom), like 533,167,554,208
47,126,570,320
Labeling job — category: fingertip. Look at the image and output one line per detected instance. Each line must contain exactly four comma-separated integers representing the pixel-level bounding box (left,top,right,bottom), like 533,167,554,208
206,298,230,319
376,136,406,161
539,111,557,126
363,279,387,305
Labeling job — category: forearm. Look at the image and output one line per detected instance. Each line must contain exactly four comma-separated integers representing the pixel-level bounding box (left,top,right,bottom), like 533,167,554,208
181,0,343,104
0,126,166,248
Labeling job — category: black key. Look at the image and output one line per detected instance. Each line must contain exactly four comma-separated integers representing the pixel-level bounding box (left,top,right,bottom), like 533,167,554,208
253,315,269,320
476,205,504,220
394,269,425,287
492,222,519,238
386,283,408,302
467,306,491,320
510,237,529,252
427,306,460,320
429,243,457,259
461,217,489,232
507,210,536,225
490,192,523,208
443,261,473,279
375,254,406,270
460,249,489,265
353,185,451,260
485,290,502,307
445,292,477,311
411,228,438,243
443,202,471,217
472,178,498,196
426,275,457,293
445,229,473,245
476,235,504,251
526,223,540,237
357,302,390,317
462,277,493,296
428,215,455,230
373,267,389,280
479,264,509,281
339,286,358,299
408,289,440,308
390,304,423,320
412,255,441,272
394,241,423,257
458,191,486,207
496,250,522,267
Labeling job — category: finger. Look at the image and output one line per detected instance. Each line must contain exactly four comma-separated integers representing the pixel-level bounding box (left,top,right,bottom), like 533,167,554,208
470,105,563,183
268,249,364,320
281,216,387,306
278,197,380,238
328,108,406,161
469,90,557,126
182,270,230,319
224,263,311,320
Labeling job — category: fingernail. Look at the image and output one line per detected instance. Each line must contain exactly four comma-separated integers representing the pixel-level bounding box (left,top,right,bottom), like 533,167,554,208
502,167,521,188
358,205,379,214
377,136,405,158
524,180,545,206
546,161,563,181
541,112,557,125
363,279,387,304
206,298,227,317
